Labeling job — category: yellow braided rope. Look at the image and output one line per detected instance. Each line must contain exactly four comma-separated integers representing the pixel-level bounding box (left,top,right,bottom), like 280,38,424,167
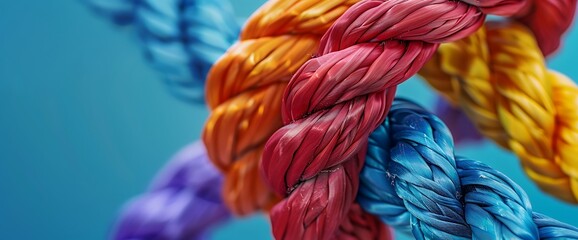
419,22,578,203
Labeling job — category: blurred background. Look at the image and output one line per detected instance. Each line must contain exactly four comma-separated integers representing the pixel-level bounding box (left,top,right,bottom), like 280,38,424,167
0,1,577,239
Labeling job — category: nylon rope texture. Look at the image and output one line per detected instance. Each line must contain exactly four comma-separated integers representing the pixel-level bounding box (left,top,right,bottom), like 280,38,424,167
432,0,577,144
419,22,578,203
261,0,532,239
358,98,578,239
203,0,364,215
83,0,240,103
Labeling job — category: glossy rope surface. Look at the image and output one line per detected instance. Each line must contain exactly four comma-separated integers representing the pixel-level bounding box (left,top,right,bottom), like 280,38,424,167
432,0,577,144
203,0,361,215
359,98,578,239
419,22,578,203
261,0,529,239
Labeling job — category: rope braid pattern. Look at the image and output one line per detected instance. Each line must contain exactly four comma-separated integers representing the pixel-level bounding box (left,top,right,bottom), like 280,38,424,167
86,1,241,236
419,22,578,203
203,0,361,215
84,0,240,102
432,0,577,144
113,142,230,240
358,98,578,239
261,0,529,239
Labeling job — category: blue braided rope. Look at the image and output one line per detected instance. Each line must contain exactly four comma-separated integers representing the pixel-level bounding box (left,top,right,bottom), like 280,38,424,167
358,98,578,239
83,0,240,103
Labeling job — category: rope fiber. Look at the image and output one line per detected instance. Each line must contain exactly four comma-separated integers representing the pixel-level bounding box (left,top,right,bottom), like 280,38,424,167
419,22,578,203
261,0,531,239
203,0,362,215
358,98,578,239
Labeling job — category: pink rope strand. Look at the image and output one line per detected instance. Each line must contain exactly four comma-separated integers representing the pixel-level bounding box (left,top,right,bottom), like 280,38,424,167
262,0,528,239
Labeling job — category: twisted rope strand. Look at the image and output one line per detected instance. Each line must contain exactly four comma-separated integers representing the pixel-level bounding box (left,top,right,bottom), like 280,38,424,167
113,142,230,240
419,22,578,203
203,0,363,215
432,0,577,144
84,0,240,102
358,98,578,239
86,1,241,236
262,0,528,239
515,0,577,56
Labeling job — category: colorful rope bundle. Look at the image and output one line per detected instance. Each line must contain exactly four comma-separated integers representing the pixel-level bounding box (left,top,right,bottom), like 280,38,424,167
358,98,578,239
203,0,360,215
81,0,578,238
84,0,240,102
432,0,577,144
113,142,230,240
419,22,578,203
261,0,535,239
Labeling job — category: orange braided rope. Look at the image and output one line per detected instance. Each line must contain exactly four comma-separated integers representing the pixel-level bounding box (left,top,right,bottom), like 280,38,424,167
203,0,359,215
419,22,578,203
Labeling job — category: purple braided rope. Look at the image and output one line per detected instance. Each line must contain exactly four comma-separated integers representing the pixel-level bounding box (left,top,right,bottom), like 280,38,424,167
113,141,230,240
434,97,483,144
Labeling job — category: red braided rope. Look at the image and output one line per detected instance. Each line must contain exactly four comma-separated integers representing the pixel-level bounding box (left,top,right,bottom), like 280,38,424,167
516,0,577,56
261,0,529,239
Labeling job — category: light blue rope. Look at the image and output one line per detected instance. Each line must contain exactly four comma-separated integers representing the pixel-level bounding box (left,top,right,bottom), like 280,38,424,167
359,98,578,239
83,0,240,103
84,1,240,238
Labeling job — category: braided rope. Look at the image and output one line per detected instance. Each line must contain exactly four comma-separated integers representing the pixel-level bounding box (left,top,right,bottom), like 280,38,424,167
358,98,578,239
514,0,577,56
419,22,578,203
113,142,230,240
203,0,362,215
432,0,577,144
85,0,242,235
83,0,240,102
261,0,529,239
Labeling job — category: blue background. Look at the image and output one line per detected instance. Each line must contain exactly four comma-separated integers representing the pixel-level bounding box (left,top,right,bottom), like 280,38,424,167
0,1,576,239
